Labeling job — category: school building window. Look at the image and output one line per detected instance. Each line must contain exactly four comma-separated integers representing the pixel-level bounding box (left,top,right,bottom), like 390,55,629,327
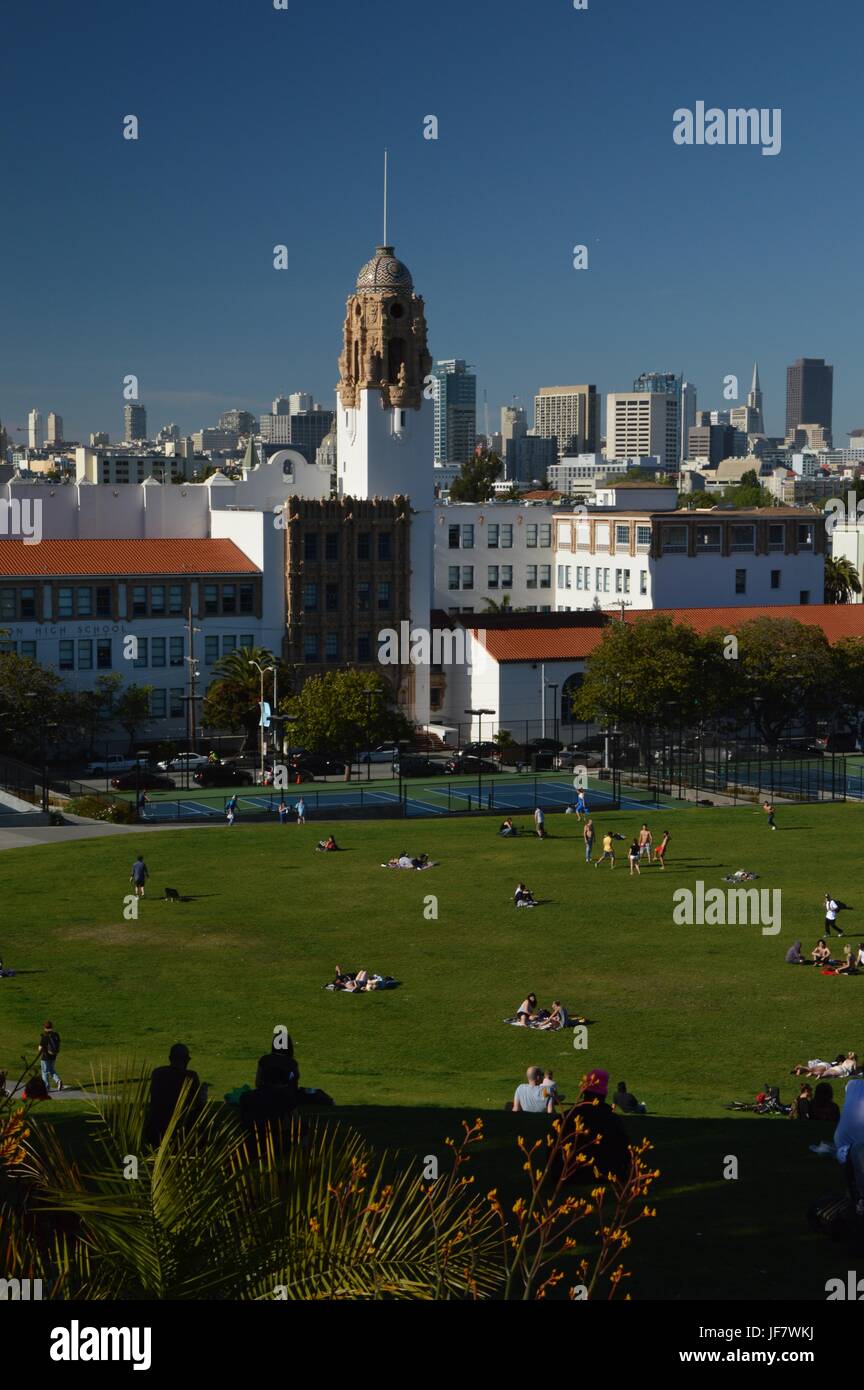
325,532,340,562
357,632,372,662
771,570,781,590
357,532,371,560
461,566,474,590
500,525,513,548
150,586,165,615
169,636,184,666
96,639,112,669
377,582,391,610
487,566,499,589
501,565,513,588
378,532,392,560
526,524,538,547
539,565,551,589
304,583,318,612
303,534,318,563
448,566,460,591
150,689,167,719
96,586,112,617
221,585,236,614
539,524,551,547
325,633,340,662
222,636,236,655
169,688,184,718
527,565,537,589
304,634,319,660
487,524,499,548
133,638,149,668
357,582,370,611
735,569,747,594
151,637,166,667
205,636,219,664
59,640,74,670
460,525,474,549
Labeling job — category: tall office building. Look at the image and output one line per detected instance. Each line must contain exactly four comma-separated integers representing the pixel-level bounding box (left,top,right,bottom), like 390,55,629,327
157,423,181,444
500,404,527,475
289,392,313,415
124,402,148,443
747,361,764,434
785,357,833,443
272,395,291,416
219,409,257,435
27,409,42,449
432,359,477,465
89,431,110,447
534,385,599,459
46,412,64,445
633,371,690,465
606,391,679,472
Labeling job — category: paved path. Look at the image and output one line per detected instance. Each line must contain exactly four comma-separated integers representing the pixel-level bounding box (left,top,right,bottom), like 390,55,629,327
0,820,207,853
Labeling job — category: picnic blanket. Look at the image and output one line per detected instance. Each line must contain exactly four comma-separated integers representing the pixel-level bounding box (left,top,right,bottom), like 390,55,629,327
325,974,400,992
722,870,760,883
380,859,436,870
502,1012,584,1030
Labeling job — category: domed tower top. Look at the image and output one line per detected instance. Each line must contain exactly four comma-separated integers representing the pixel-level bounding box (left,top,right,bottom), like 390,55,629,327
356,246,414,294
338,241,432,411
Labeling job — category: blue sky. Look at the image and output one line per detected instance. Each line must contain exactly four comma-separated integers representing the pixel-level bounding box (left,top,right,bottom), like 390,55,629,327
1,0,861,445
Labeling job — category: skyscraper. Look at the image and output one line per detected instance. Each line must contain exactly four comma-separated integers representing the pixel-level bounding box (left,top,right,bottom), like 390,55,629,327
124,402,147,443
27,409,42,449
633,372,688,465
46,412,64,445
534,386,599,459
606,391,679,471
747,361,764,435
433,359,476,465
785,358,833,442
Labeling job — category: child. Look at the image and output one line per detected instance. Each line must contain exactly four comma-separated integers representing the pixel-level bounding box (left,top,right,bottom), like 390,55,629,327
541,1070,559,1105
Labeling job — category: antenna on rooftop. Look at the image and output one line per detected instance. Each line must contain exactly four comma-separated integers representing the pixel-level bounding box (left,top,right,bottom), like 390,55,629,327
383,149,388,245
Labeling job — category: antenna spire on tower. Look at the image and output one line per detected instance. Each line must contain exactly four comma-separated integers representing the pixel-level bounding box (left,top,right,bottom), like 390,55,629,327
383,149,389,246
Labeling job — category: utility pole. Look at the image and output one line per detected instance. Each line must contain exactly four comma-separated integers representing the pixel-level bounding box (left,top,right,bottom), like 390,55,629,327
185,607,201,789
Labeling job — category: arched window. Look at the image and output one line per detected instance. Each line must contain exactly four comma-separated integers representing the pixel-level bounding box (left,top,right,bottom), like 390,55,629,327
561,672,584,724
387,336,406,381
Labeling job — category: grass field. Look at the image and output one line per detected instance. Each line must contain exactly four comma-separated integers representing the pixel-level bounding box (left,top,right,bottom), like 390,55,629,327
2,802,862,1300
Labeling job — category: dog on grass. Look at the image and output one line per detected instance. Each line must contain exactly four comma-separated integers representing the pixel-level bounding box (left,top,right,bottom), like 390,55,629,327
162,887,187,903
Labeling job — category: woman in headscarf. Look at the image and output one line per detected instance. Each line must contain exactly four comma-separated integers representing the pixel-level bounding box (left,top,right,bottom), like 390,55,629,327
834,1078,864,1217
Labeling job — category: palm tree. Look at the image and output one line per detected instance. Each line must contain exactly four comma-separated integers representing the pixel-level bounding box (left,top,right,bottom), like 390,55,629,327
824,556,863,605
16,1065,500,1301
201,645,287,745
482,594,512,614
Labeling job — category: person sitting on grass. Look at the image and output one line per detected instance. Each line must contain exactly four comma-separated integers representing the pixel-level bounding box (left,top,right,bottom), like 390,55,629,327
315,835,338,852
785,940,809,965
21,1076,50,1102
812,940,832,967
515,993,538,1026
554,1068,631,1186
498,817,517,837
514,881,537,908
812,1081,841,1125
835,944,857,976
144,1043,205,1147
791,1052,859,1080
512,1065,556,1114
535,1000,569,1031
612,1080,647,1115
255,1034,300,1090
790,1083,813,1120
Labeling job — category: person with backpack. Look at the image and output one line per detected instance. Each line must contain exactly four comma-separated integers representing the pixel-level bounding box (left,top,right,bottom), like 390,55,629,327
38,1020,62,1091
824,893,845,938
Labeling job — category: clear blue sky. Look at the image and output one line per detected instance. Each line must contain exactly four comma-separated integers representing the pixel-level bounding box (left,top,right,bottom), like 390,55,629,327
1,0,861,445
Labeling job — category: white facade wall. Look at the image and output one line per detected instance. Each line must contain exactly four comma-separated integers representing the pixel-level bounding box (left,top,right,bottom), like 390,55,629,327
434,502,556,614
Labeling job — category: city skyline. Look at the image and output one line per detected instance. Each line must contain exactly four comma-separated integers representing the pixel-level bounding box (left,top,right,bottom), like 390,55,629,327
1,0,861,445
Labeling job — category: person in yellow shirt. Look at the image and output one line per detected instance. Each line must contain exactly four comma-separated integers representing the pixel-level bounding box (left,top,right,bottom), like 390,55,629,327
595,832,615,868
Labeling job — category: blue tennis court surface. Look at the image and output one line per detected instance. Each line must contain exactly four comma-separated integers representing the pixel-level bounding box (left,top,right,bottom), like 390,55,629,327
139,774,664,822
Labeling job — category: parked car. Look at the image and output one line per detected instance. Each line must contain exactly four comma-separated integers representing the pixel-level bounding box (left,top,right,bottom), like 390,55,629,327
157,752,211,772
445,755,500,775
193,764,255,788
555,750,603,770
395,755,450,777
359,746,401,764
110,770,175,791
86,754,145,776
290,752,346,776
460,741,499,760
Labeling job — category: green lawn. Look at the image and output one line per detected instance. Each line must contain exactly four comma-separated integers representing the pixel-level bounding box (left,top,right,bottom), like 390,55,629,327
2,803,862,1299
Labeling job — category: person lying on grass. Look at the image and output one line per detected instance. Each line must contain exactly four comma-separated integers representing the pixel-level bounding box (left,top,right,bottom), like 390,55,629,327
383,852,431,869
315,835,339,852
514,881,537,907
791,1052,859,1079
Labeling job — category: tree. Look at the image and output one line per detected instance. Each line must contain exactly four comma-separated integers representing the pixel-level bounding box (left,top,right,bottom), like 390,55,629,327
201,647,290,747
732,617,833,744
284,669,411,758
830,637,864,736
824,555,862,605
449,449,502,503
718,471,773,508
115,684,154,749
483,594,513,614
0,654,68,761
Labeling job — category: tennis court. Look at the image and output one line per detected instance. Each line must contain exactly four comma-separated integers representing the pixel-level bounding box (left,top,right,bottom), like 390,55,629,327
137,773,667,823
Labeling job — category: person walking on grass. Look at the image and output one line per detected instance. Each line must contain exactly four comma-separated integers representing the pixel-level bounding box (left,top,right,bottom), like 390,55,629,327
130,854,149,899
763,800,777,830
654,829,670,870
575,788,587,820
824,892,845,938
38,1020,62,1092
296,796,306,826
595,831,615,869
277,799,289,825
637,823,652,861
225,793,238,827
628,838,641,876
534,805,546,839
583,816,595,864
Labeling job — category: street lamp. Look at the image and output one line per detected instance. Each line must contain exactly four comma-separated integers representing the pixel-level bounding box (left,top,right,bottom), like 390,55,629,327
465,707,495,809
248,660,274,784
546,683,559,754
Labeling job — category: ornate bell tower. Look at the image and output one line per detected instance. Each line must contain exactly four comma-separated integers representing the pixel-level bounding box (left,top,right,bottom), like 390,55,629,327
335,238,434,724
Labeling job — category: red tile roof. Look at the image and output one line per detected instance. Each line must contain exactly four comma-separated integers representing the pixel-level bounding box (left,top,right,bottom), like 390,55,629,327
472,605,864,662
0,539,260,577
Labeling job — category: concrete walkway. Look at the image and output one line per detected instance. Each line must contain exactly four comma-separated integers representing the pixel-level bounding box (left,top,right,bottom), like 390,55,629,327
0,820,206,853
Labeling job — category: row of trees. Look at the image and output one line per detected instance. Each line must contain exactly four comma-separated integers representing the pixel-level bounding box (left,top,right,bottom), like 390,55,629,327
572,614,864,752
0,660,153,765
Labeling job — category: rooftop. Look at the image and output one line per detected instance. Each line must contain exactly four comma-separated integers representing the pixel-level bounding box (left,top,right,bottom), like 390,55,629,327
0,538,260,577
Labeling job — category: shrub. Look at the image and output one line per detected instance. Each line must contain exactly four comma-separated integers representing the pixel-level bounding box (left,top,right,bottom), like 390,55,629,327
66,796,137,824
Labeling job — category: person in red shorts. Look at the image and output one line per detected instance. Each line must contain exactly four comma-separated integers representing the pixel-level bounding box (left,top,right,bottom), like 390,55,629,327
654,829,670,869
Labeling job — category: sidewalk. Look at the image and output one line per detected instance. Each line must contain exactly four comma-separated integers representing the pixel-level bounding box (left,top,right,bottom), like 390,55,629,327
0,820,205,853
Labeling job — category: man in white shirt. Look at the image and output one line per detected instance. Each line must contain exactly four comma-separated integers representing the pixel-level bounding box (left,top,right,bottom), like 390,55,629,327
824,894,845,938
513,1066,555,1114
534,806,546,839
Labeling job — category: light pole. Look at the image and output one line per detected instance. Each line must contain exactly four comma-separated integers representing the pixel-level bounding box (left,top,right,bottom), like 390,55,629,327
465,707,495,809
363,689,375,782
546,683,559,755
249,660,274,784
